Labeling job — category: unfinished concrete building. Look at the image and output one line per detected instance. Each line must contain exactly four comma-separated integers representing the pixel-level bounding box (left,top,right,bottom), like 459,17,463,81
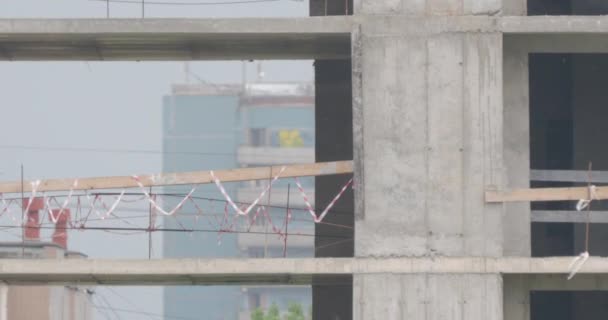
5,0,608,319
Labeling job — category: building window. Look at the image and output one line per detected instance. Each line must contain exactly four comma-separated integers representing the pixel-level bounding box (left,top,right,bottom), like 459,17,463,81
249,293,262,309
249,128,267,146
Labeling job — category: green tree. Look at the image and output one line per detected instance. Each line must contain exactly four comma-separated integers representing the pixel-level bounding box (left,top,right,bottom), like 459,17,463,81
284,302,305,320
266,303,280,320
251,308,265,320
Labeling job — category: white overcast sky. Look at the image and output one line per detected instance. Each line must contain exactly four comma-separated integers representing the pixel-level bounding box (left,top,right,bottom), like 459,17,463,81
0,1,312,319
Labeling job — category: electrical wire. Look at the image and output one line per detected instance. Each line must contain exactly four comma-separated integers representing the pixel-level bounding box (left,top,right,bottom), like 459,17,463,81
103,287,156,320
98,192,355,217
89,0,281,5
0,191,354,217
93,305,198,320
0,143,317,160
0,224,350,239
96,293,124,320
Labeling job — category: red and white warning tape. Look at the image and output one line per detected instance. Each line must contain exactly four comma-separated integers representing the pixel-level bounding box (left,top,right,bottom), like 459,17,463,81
84,190,125,220
132,175,196,216
210,166,286,216
48,180,78,223
294,177,352,223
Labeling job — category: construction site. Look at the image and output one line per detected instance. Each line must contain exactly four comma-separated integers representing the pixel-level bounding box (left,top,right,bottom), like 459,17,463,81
3,0,608,319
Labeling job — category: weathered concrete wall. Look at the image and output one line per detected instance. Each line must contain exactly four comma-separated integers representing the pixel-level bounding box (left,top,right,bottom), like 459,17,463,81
503,0,526,15
504,275,530,320
354,274,503,319
352,10,504,320
503,40,531,257
354,31,504,258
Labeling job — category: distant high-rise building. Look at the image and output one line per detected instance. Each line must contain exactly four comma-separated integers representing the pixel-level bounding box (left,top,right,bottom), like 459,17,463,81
162,81,315,319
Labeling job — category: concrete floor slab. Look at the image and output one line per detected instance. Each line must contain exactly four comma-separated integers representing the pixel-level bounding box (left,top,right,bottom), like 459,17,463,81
0,257,607,285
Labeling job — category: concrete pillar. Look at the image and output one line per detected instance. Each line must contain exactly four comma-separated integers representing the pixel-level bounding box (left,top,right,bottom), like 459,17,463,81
352,6,505,320
503,0,526,15
502,41,531,319
354,30,503,258
503,275,530,320
503,40,531,257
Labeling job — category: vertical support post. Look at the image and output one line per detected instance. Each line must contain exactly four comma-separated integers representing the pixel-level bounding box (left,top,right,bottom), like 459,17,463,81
264,168,272,258
149,186,153,259
283,184,290,258
20,165,24,258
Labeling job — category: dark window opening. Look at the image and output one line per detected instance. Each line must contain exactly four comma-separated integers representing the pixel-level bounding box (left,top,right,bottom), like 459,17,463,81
528,0,608,15
530,53,608,257
249,128,267,146
531,291,608,320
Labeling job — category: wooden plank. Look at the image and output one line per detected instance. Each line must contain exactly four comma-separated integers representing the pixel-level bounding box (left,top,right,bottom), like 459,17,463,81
0,161,353,193
531,169,608,183
531,210,608,223
486,185,608,203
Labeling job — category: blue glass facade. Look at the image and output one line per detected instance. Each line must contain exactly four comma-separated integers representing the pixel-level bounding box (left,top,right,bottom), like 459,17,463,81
162,84,314,319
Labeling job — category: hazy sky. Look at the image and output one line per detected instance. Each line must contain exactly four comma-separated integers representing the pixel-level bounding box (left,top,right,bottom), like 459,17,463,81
0,1,312,319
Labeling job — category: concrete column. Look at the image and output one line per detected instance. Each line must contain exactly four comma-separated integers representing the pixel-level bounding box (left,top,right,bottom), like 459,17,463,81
352,14,504,320
503,0,526,15
354,274,502,319
503,275,530,320
355,31,503,258
502,36,532,320
503,39,531,257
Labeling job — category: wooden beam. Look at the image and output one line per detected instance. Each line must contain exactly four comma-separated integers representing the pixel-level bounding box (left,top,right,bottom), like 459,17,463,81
0,161,353,193
485,185,608,203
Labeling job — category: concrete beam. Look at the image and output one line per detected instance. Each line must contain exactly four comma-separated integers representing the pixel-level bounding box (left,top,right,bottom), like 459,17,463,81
5,16,608,61
505,34,608,54
1,257,608,285
0,17,353,60
501,16,608,34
